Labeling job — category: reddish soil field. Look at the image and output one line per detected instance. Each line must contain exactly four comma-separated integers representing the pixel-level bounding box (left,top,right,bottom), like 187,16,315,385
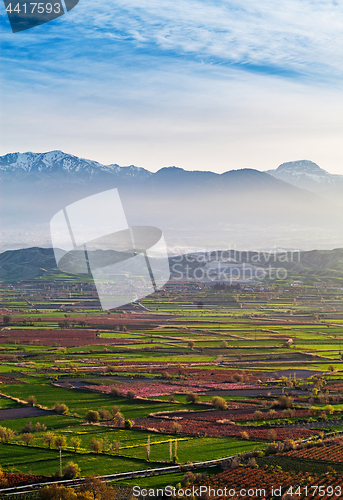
150,367,270,383
134,416,318,440
0,375,22,384
107,366,270,383
8,312,168,326
0,329,137,347
155,408,310,422
282,438,343,463
201,467,338,500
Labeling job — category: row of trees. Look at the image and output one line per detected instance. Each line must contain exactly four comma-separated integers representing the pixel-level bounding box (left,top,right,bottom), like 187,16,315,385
84,406,132,429
12,428,122,455
38,476,126,499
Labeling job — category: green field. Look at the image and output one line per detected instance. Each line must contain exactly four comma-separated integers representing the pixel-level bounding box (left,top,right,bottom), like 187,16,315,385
2,274,343,493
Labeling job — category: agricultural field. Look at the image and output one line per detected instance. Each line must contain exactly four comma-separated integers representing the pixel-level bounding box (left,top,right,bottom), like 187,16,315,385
3,272,343,497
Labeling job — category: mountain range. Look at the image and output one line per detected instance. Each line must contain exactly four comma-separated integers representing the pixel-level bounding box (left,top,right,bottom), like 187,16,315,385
1,151,343,252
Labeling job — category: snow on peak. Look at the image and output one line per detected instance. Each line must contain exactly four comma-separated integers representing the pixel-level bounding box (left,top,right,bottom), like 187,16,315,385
0,151,152,179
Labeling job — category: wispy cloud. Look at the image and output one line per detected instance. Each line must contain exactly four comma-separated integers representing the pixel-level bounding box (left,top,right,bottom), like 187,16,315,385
1,0,343,172
65,0,343,80
2,0,343,80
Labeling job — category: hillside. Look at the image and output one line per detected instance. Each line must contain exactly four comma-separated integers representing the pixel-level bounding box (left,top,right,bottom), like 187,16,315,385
3,246,343,282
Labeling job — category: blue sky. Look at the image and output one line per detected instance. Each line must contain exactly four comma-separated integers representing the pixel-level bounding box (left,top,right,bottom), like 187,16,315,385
1,0,343,172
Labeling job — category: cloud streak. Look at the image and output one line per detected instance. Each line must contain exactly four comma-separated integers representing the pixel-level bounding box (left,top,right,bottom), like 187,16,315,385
65,0,343,80
2,0,343,80
1,0,343,172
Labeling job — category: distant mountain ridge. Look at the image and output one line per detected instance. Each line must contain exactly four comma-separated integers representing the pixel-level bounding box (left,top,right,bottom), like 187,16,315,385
266,160,343,193
1,150,343,252
0,150,152,181
3,246,343,282
2,151,342,193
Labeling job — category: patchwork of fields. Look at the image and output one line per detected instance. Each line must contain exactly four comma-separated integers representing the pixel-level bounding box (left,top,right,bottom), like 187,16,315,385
2,274,343,497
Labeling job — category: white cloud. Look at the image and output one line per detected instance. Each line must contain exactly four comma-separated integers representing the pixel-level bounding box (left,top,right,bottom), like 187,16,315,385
66,0,343,79
1,0,343,173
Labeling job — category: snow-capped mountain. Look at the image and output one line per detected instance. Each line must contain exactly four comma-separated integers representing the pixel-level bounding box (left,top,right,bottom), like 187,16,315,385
266,160,343,193
0,151,152,181
1,150,343,252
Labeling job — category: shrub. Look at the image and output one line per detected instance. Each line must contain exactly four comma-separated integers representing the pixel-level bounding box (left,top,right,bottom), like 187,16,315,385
21,422,33,434
309,406,320,417
282,408,294,418
112,406,120,417
0,427,15,442
54,435,67,449
35,422,47,432
230,456,241,469
0,427,6,441
70,437,81,453
168,395,176,403
324,405,334,415
240,431,250,440
110,387,122,397
110,440,120,454
44,432,55,448
21,433,34,446
78,476,116,499
283,439,296,451
266,429,277,441
247,457,257,467
266,442,284,455
38,484,77,499
63,461,81,479
54,403,69,415
98,409,112,421
114,412,125,428
85,410,100,423
125,419,133,429
253,411,264,420
91,438,103,454
172,422,182,434
212,396,228,411
186,392,199,404
5,429,15,442
126,390,135,399
278,395,294,409
182,471,195,487
27,396,36,407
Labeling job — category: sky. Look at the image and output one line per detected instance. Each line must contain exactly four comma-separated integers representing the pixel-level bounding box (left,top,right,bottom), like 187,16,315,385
1,0,343,174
